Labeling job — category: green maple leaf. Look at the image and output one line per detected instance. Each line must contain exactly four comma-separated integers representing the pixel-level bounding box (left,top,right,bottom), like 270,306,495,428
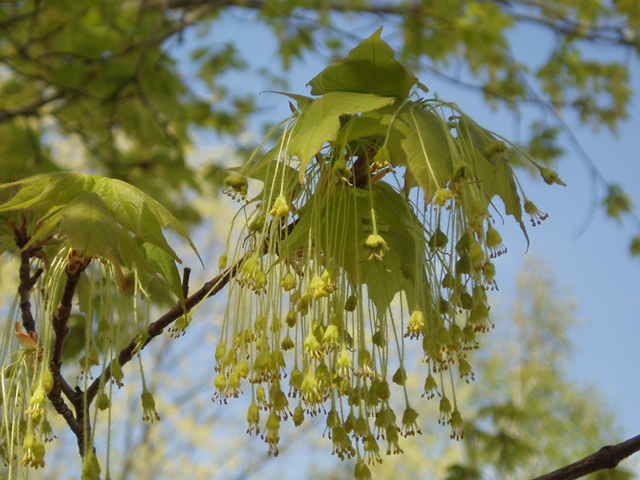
308,27,417,99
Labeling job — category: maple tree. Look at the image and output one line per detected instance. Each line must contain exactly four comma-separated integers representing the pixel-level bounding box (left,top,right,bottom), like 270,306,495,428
0,1,639,479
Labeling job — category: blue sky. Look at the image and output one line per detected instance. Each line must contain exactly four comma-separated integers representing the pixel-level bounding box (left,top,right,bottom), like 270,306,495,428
172,4,640,454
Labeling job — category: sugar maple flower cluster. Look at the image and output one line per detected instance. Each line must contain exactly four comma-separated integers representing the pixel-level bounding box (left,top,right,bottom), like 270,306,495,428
0,28,565,480
215,28,563,477
0,169,202,476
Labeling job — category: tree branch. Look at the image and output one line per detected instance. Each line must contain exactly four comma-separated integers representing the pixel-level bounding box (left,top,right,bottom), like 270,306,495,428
533,434,640,480
0,88,62,121
48,254,91,457
13,220,39,334
136,0,640,49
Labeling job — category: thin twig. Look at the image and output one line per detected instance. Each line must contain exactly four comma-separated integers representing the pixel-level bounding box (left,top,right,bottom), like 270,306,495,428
135,0,640,48
181,267,191,298
10,220,90,452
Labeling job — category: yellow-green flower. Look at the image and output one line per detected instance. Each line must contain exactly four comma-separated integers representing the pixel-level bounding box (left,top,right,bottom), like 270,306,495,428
322,324,340,351
386,426,403,455
281,272,296,291
246,401,260,435
363,233,388,259
525,200,549,226
406,309,425,340
438,395,452,426
363,436,382,465
20,434,45,469
269,195,290,218
141,387,160,422
304,330,323,360
264,411,281,456
486,225,506,258
450,409,464,440
433,188,454,207
223,173,248,201
422,372,439,400
401,407,422,437
331,426,355,460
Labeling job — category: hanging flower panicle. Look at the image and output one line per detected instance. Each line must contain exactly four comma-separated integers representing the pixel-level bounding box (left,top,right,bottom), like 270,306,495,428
208,28,559,480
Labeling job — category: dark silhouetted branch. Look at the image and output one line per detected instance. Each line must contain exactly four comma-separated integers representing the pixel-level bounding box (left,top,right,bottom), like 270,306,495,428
533,434,640,480
48,255,91,457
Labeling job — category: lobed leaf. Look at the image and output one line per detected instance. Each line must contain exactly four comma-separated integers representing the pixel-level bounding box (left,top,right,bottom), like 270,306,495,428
308,27,417,99
457,116,526,226
142,243,186,306
92,177,201,264
387,105,455,204
118,231,162,282
0,173,95,213
0,173,201,266
289,91,394,181
57,192,120,258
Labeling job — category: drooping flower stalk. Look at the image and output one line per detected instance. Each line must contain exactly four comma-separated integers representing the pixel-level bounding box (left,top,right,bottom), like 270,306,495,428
213,29,562,473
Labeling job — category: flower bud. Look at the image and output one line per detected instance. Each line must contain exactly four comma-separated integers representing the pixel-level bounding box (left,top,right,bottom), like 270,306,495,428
540,168,566,186
450,409,464,440
223,173,248,201
269,195,290,218
392,367,407,386
281,273,296,292
293,405,305,426
285,309,297,328
141,387,160,422
344,295,358,312
97,392,111,411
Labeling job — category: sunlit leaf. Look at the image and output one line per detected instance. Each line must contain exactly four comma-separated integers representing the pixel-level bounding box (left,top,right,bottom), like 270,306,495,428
388,105,454,204
118,231,161,282
142,243,185,305
0,173,201,264
58,192,120,258
289,92,394,181
457,116,526,227
308,27,417,99
265,91,314,109
0,173,95,213
92,177,200,264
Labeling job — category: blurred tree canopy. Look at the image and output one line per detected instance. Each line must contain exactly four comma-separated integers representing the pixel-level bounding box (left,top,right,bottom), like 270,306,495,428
0,0,638,242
